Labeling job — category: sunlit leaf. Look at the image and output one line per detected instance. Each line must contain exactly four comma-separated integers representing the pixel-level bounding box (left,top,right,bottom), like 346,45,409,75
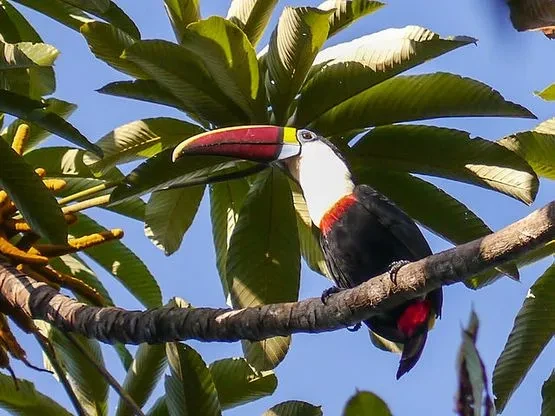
318,0,383,38
493,262,555,413
262,400,322,416
349,124,538,204
0,138,67,243
310,73,535,136
163,0,200,43
165,343,222,416
97,80,187,111
265,7,332,124
342,391,392,416
144,186,205,255
0,40,58,69
209,357,277,410
227,0,278,46
536,83,555,101
296,26,474,126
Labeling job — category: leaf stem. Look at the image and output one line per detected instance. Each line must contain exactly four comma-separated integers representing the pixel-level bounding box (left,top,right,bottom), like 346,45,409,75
62,195,111,215
58,181,120,206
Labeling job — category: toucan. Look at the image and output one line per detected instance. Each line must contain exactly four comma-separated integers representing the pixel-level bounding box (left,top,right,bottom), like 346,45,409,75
172,125,443,379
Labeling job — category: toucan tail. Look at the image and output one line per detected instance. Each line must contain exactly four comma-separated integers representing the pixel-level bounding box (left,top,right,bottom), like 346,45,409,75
396,330,428,379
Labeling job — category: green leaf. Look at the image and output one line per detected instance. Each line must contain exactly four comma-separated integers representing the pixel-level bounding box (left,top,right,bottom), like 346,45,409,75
124,40,249,126
70,213,162,308
144,186,205,255
0,373,73,416
163,0,200,43
0,90,100,155
542,371,555,416
86,117,204,174
80,22,146,79
182,16,266,122
289,180,329,277
165,343,222,416
11,0,93,31
209,357,277,410
43,324,109,416
2,98,77,152
493,262,555,413
116,344,167,416
61,0,109,13
349,124,539,204
0,40,58,69
147,397,168,416
342,391,392,416
498,119,555,179
467,240,554,289
310,72,536,136
0,0,42,43
110,147,256,203
97,80,187,111
318,0,384,38
265,7,332,124
209,178,250,301
227,0,279,47
457,311,494,416
296,26,474,126
262,400,322,416
226,169,300,369
0,138,67,244
536,83,555,101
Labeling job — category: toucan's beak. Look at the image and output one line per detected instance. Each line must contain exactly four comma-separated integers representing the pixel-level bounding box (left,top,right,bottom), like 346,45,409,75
172,125,301,163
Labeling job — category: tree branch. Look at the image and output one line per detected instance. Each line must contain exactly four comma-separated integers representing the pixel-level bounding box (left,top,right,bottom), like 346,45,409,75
0,202,553,345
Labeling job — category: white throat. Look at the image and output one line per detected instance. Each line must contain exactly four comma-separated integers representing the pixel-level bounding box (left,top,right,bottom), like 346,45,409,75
285,141,355,227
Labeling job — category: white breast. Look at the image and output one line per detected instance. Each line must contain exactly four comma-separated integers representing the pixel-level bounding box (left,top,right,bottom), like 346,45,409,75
285,141,355,227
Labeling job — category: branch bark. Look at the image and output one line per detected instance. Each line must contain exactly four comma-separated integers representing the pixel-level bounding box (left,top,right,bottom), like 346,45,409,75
0,202,553,345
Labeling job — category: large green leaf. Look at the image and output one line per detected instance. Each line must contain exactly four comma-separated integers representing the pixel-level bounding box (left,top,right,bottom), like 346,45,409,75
349,124,539,204
0,138,67,244
80,22,147,79
289,180,329,277
493,263,555,413
456,311,494,416
265,7,332,124
227,0,278,47
342,391,392,416
2,98,77,152
144,186,205,255
42,324,109,416
61,0,108,13
498,118,555,179
86,117,204,174
0,0,42,43
542,371,555,416
109,147,256,203
0,373,73,416
209,357,277,410
163,0,200,43
71,213,162,308
97,80,187,111
296,26,474,126
0,90,100,155
182,17,266,122
147,397,168,416
116,344,167,416
124,40,248,126
536,83,555,101
310,72,535,136
318,0,384,38
0,40,58,69
262,401,322,416
226,169,300,369
165,343,222,416
209,178,251,301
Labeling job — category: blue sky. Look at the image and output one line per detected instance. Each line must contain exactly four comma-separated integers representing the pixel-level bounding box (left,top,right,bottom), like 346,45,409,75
4,0,554,415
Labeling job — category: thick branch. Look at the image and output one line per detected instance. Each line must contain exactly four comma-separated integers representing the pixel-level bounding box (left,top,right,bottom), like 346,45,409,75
0,202,553,345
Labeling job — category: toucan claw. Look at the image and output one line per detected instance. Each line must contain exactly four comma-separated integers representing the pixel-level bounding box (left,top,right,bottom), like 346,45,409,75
347,322,362,332
320,286,343,304
387,260,411,284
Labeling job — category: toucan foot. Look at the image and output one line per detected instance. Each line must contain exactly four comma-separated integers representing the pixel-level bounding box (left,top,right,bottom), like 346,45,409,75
321,286,343,304
388,260,411,284
346,322,362,332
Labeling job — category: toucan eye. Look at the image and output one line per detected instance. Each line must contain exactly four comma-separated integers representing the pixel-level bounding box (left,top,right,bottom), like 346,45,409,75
299,129,316,142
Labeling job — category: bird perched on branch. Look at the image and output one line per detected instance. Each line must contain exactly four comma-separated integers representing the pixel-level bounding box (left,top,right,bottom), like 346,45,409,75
172,125,442,378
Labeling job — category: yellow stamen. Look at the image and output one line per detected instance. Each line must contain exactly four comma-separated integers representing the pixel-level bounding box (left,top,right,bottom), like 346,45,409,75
11,124,30,155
